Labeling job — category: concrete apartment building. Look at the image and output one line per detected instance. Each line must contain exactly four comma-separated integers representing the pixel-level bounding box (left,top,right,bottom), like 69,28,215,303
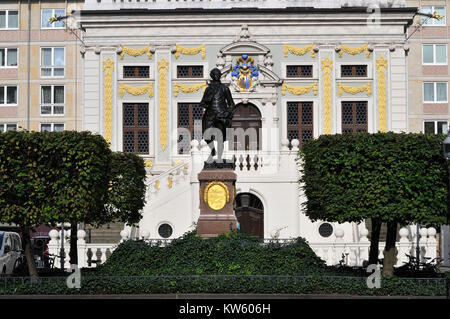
407,0,449,134
0,0,83,134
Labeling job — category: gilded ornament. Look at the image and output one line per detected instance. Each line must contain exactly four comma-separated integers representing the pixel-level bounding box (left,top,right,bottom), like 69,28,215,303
173,82,207,97
283,44,315,58
376,55,388,132
168,177,173,189
281,83,318,96
155,180,160,190
338,43,371,58
321,56,333,135
119,83,154,98
102,57,114,145
338,82,372,97
204,181,230,211
173,160,183,166
120,45,152,60
174,44,206,59
144,160,153,169
157,57,170,151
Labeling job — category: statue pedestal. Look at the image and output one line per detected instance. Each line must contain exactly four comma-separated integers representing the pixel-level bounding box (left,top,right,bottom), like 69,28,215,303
197,166,237,238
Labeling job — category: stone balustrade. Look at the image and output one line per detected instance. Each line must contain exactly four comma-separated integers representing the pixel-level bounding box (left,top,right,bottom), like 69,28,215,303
48,229,117,269
144,159,190,202
47,225,438,269
190,138,299,175
309,226,438,267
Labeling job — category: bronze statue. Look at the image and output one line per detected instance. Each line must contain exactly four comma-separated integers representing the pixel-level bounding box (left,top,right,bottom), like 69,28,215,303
200,68,235,166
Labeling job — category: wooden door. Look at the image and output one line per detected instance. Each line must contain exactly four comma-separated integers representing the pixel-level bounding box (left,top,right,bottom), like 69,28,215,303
235,193,264,239
230,103,262,151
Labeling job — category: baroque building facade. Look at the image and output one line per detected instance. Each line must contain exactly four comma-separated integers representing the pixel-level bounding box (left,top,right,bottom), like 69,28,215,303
78,0,417,244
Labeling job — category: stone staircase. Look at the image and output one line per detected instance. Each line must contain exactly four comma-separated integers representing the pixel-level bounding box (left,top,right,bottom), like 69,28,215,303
85,222,124,244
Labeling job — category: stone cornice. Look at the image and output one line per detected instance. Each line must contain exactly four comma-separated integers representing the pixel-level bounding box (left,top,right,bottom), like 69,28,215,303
79,9,416,29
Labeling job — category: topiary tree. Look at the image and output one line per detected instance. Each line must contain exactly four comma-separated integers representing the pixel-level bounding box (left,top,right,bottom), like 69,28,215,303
299,132,448,276
55,149,146,266
0,130,112,278
81,152,147,251
65,151,146,266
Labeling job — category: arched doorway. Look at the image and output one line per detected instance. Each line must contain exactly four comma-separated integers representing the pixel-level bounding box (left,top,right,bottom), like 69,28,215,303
229,103,262,151
234,193,264,239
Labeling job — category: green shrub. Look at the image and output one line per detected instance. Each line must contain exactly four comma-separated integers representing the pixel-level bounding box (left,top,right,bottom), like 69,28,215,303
95,230,328,276
0,275,445,296
0,232,447,296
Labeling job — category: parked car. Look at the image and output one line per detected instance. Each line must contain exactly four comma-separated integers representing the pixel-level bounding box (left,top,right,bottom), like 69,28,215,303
0,231,23,275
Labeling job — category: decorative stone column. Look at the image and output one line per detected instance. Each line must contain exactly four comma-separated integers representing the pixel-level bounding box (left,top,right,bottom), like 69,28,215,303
196,167,238,238
397,227,410,266
77,230,86,268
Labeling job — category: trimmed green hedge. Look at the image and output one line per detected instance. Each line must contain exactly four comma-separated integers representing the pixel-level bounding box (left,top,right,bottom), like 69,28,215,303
95,231,329,276
300,132,448,225
0,275,446,296
1,232,448,296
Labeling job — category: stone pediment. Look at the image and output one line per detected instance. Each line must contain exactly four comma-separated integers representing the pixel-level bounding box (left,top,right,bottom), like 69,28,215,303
216,26,280,92
220,41,270,56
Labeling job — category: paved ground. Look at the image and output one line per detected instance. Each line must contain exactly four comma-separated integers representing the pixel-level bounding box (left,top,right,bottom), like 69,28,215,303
439,266,450,272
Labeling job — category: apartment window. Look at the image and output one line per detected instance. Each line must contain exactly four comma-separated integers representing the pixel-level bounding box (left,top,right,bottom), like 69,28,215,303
0,123,17,132
123,66,149,78
287,102,313,147
123,103,149,154
341,101,368,133
424,121,448,134
286,65,313,78
40,86,65,115
341,65,367,77
177,103,202,154
423,82,448,102
41,9,65,29
422,6,446,25
423,44,447,65
41,48,65,77
0,86,17,105
177,65,204,78
0,48,18,67
0,11,18,29
40,123,65,132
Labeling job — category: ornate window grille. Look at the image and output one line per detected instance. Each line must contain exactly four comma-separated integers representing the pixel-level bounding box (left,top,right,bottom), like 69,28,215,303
123,66,149,78
123,103,149,154
341,101,368,133
177,65,204,78
341,65,367,77
177,103,202,154
286,65,313,78
287,101,313,147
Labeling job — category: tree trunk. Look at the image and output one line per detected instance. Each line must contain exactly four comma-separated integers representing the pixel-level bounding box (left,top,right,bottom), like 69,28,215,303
368,218,382,265
382,221,398,277
22,226,38,280
69,221,78,266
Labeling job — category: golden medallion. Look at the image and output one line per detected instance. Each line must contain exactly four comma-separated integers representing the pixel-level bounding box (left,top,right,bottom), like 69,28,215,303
204,182,229,211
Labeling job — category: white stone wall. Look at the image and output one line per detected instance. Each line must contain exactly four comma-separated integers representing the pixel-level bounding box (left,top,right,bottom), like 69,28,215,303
80,7,414,242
